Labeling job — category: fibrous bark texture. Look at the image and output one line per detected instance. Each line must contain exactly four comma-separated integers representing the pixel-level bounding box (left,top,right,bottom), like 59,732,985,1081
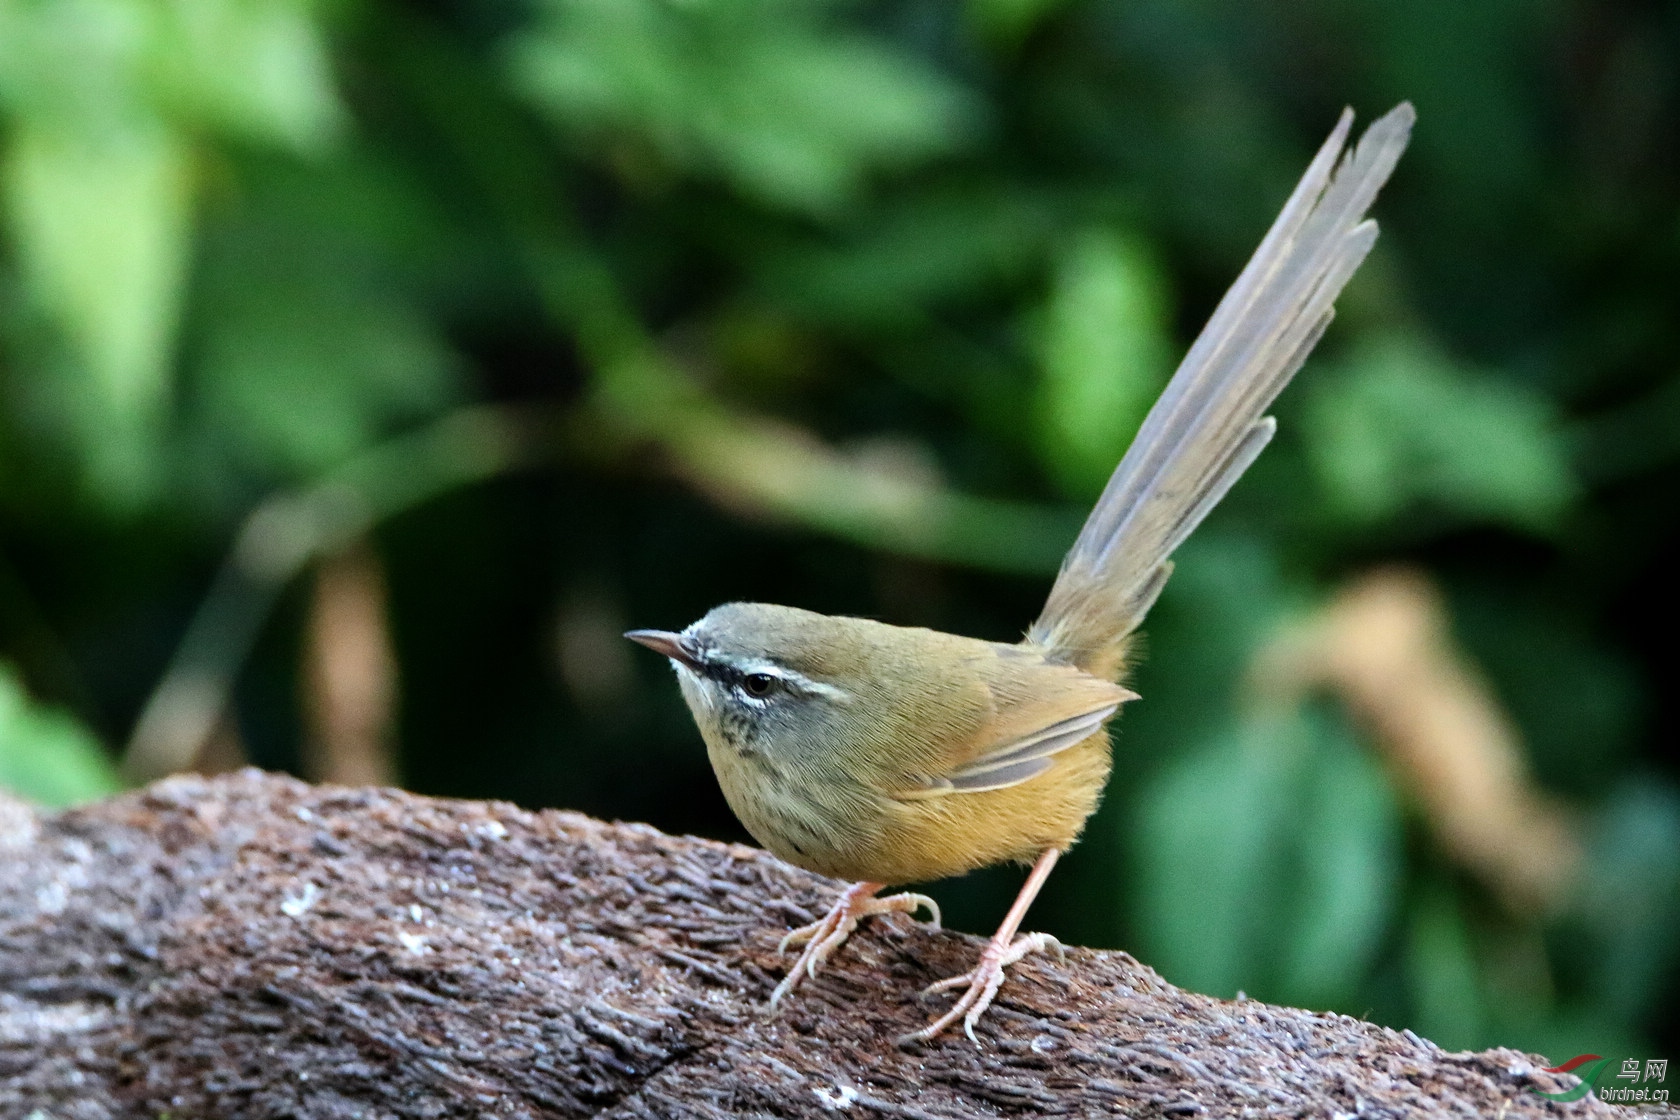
0,771,1628,1118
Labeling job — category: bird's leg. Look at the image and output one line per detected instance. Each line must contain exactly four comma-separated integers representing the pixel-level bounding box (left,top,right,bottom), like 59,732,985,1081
770,880,941,1011
900,847,1065,1046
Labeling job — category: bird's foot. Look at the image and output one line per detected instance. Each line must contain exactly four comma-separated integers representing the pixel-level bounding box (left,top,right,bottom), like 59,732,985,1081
770,881,940,1012
899,931,1065,1046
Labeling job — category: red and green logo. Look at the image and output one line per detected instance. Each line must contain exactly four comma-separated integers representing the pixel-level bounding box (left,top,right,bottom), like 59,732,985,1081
1534,1055,1611,1102
1534,1054,1670,1104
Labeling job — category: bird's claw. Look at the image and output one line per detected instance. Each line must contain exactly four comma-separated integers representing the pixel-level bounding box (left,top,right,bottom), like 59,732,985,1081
769,885,940,1012
899,931,1061,1046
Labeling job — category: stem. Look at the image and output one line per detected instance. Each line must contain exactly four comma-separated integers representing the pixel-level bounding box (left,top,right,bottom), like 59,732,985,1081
120,405,547,783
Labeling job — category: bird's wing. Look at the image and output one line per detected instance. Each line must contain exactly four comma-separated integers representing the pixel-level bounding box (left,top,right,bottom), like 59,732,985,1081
938,701,1121,792
887,647,1132,799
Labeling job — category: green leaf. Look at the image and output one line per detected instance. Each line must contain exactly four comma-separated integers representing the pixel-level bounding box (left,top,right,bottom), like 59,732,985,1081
1134,715,1298,996
1405,883,1485,1051
3,118,192,503
1279,714,1401,1007
0,0,342,151
1302,337,1576,532
0,0,150,129
510,0,976,213
0,0,345,505
1035,228,1172,497
966,0,1073,50
0,663,121,807
1575,782,1680,1025
146,0,345,152
178,154,461,489
194,281,457,481
753,188,1054,327
1134,706,1400,1009
1134,531,1293,762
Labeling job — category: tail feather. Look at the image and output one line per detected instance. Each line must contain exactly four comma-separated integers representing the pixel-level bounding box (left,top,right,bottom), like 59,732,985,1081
1030,103,1415,674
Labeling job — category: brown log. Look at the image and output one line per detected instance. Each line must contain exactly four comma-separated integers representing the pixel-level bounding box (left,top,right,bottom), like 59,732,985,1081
0,771,1632,1118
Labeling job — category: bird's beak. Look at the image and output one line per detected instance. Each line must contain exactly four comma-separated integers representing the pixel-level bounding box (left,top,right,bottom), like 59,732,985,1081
624,629,702,670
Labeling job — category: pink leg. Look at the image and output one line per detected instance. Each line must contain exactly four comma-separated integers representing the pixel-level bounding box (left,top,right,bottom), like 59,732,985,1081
900,847,1065,1046
770,881,941,1012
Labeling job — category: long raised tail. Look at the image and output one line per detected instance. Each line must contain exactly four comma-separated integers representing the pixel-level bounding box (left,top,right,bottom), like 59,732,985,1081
1029,103,1415,677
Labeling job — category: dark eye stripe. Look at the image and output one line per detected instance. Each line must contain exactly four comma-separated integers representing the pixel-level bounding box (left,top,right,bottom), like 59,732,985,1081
695,657,764,690
688,654,733,685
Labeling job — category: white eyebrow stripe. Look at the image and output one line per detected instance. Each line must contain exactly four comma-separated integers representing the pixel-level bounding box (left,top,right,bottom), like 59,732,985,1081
795,679,850,702
731,660,851,703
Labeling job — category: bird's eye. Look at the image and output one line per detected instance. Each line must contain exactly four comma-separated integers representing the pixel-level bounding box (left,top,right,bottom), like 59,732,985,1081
742,673,777,698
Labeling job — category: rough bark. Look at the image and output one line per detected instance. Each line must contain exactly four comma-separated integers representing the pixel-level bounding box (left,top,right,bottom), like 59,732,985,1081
0,770,1638,1118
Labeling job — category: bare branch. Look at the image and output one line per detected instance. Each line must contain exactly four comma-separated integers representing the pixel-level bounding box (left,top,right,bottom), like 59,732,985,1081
0,772,1621,1118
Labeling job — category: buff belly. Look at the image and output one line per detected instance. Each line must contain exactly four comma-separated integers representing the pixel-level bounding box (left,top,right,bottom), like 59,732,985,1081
708,731,1113,885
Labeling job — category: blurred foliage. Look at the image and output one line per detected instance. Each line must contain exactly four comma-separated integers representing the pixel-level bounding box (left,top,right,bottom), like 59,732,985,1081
0,0,343,504
1303,337,1575,531
1035,227,1172,497
1136,705,1402,1012
2,0,1676,1062
511,0,975,214
0,662,120,806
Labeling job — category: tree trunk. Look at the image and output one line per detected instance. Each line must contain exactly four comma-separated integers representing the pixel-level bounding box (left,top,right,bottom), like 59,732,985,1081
0,771,1631,1118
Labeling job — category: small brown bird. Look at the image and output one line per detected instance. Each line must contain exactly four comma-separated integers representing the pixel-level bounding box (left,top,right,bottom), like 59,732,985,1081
628,103,1414,1044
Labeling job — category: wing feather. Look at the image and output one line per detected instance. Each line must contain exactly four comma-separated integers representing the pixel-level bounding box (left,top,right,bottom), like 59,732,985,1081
948,702,1120,786
890,694,1125,799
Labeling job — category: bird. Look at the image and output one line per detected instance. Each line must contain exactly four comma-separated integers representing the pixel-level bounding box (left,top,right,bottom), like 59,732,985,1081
626,102,1415,1045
